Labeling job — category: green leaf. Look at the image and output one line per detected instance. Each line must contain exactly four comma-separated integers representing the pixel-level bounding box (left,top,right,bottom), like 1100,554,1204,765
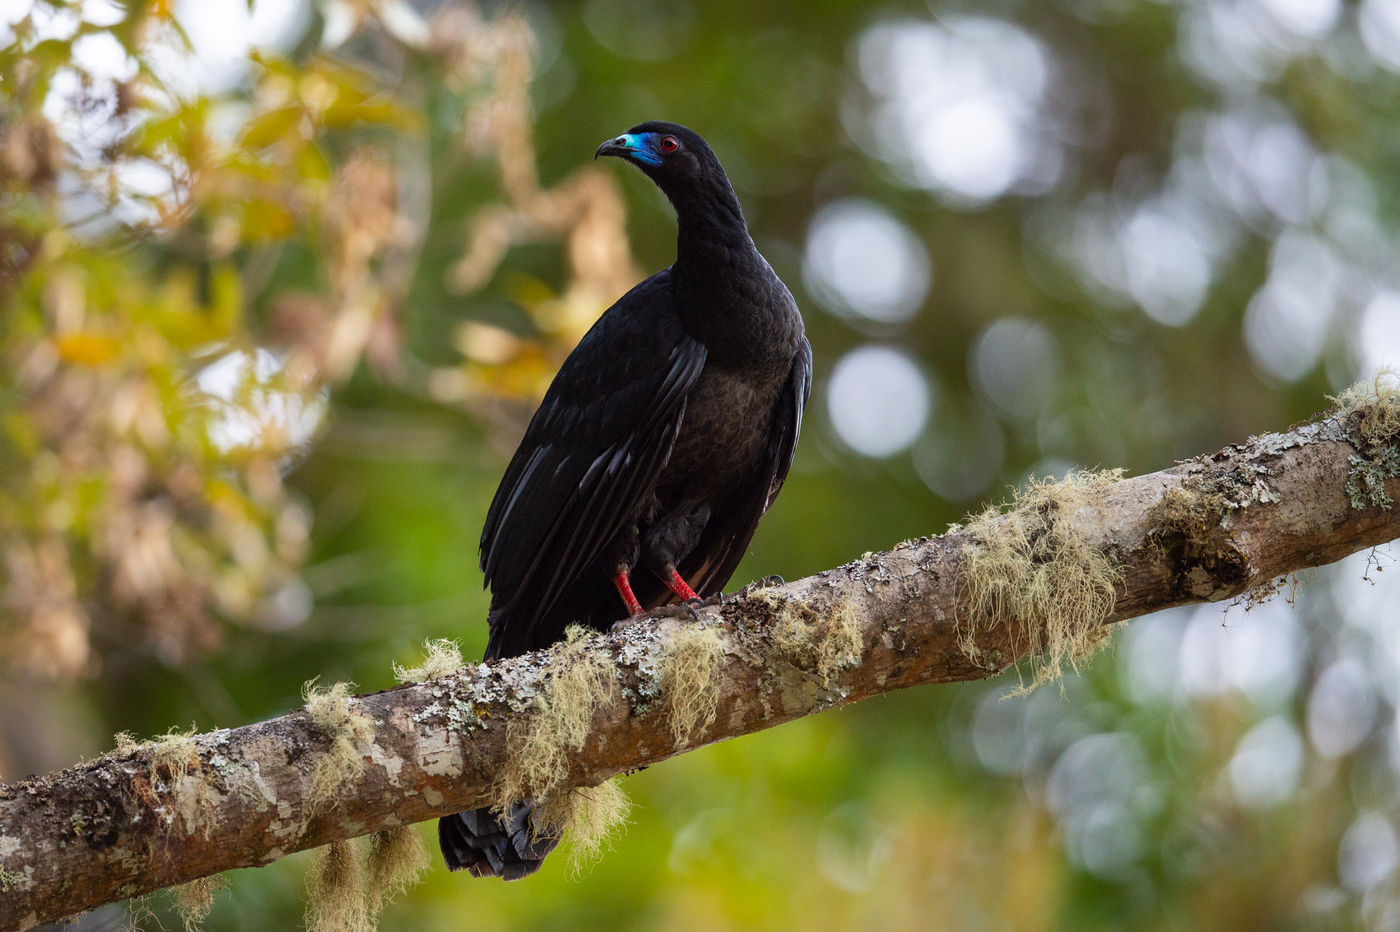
240,105,307,151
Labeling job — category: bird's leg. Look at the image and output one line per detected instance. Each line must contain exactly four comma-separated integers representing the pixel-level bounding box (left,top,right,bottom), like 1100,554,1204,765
662,567,700,602
611,568,645,618
657,566,707,621
640,502,710,608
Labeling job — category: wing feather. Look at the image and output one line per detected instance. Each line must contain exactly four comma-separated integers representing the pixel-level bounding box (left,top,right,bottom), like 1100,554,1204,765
479,271,708,657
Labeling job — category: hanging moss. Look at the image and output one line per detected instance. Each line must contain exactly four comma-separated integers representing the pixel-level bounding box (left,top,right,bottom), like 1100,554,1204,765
391,639,464,684
305,839,371,932
658,624,726,745
956,469,1125,693
113,725,200,789
493,626,615,811
365,825,429,913
533,778,633,875
169,876,223,932
1145,483,1249,601
303,680,375,810
110,725,215,838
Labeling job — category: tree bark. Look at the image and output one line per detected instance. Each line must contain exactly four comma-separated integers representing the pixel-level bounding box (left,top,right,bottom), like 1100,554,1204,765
2,405,1398,930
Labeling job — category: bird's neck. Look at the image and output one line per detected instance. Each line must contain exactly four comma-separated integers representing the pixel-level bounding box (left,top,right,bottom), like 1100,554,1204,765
670,183,761,283
667,185,798,362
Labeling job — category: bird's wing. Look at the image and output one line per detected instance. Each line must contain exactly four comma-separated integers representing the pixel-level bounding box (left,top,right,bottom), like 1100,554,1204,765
681,336,812,596
480,272,707,656
763,335,812,509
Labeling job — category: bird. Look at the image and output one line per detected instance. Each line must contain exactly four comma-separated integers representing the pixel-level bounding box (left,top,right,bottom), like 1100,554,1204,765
438,121,811,880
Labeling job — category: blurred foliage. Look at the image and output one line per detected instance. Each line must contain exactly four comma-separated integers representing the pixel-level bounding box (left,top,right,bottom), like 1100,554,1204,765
2,0,1400,929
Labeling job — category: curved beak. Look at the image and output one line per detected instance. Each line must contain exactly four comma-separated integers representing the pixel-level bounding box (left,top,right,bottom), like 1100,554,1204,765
595,133,661,166
594,135,635,161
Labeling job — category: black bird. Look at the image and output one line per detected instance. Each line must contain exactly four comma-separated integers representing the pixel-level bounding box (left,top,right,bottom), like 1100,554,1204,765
438,121,811,880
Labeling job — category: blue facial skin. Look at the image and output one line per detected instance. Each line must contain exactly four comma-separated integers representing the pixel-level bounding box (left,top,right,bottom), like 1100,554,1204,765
616,133,663,166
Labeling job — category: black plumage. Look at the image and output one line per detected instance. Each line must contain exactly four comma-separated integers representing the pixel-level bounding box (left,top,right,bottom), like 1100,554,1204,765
439,121,811,879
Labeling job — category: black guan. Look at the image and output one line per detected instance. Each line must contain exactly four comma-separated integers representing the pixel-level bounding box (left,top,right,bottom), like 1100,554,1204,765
439,121,811,879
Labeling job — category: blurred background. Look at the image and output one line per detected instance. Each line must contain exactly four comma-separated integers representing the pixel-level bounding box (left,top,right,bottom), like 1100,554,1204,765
3,0,1400,928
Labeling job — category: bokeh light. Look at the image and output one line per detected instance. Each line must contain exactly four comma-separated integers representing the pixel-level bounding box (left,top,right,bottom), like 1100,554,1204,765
849,16,1059,205
826,345,932,457
148,0,311,95
1242,231,1341,381
802,199,931,326
1307,657,1380,760
1229,715,1304,809
970,317,1060,419
583,0,694,61
1360,0,1400,72
1352,293,1400,375
1339,812,1400,892
1046,732,1155,877
912,406,1005,502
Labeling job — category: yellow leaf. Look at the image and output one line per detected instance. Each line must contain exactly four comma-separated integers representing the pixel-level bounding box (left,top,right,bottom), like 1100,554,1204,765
54,333,122,366
242,198,297,240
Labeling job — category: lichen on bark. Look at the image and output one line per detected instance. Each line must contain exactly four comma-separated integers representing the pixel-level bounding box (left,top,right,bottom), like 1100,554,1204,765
1330,369,1400,510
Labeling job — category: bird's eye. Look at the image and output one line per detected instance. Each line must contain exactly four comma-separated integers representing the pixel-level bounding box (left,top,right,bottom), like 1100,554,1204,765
659,135,679,152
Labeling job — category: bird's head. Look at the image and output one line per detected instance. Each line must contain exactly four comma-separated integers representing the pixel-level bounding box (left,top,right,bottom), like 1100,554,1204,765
595,121,730,205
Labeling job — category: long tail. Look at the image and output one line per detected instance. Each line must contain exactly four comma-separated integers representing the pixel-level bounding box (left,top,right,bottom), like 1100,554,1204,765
438,802,561,880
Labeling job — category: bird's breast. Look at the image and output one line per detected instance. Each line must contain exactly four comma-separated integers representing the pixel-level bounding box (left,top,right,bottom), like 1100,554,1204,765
660,362,781,496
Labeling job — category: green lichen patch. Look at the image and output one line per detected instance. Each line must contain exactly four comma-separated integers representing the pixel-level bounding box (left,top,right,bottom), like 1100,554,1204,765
303,680,375,810
0,865,25,892
493,626,615,811
1145,483,1249,599
1330,368,1400,510
366,825,429,913
305,839,371,932
659,624,725,745
392,638,464,684
956,469,1125,693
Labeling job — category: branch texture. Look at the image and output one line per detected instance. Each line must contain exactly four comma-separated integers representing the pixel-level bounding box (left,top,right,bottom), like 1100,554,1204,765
3,389,1399,929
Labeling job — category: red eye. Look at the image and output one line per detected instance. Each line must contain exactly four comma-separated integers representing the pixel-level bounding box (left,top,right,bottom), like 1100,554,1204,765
659,135,679,152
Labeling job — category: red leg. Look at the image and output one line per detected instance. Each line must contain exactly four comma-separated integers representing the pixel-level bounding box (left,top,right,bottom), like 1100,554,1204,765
664,567,699,602
611,569,645,617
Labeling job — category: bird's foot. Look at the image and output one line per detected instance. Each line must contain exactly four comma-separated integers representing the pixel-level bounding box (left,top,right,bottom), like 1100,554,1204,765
610,614,647,635
651,600,706,622
609,598,712,633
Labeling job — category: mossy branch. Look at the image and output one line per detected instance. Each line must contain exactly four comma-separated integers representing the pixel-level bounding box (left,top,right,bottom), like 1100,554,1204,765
3,380,1400,931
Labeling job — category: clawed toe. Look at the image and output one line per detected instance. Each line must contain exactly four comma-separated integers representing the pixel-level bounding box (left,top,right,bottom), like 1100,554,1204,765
610,615,645,634
650,602,702,621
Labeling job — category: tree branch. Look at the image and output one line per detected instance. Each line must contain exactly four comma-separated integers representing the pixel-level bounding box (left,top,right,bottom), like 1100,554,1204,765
3,393,1399,930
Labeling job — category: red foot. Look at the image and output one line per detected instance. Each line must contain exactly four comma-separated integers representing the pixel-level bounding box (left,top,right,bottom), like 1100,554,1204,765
611,570,645,617
665,568,699,602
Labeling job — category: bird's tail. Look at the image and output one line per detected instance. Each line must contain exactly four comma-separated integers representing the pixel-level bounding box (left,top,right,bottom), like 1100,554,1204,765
438,801,561,880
